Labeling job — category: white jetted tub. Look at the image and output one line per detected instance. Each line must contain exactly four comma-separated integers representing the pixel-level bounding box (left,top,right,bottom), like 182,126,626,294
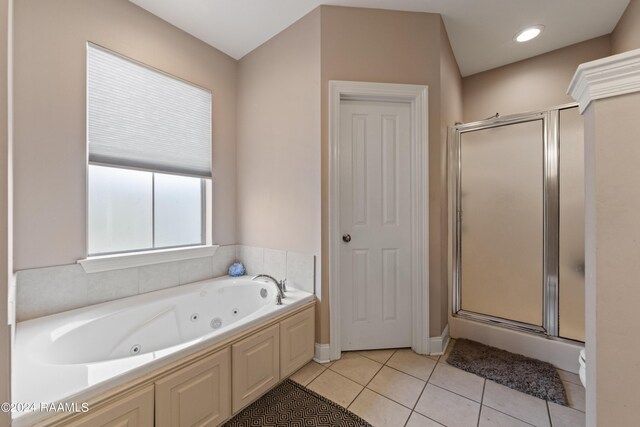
12,275,314,425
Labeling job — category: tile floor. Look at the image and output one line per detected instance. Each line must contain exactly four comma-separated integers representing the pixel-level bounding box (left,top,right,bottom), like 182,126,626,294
290,340,585,427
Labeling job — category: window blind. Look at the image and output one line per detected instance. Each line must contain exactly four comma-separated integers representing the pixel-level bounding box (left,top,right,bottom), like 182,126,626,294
87,43,212,178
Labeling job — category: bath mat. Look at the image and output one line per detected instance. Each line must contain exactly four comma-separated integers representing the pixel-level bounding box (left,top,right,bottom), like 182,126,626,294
446,339,568,405
223,379,372,427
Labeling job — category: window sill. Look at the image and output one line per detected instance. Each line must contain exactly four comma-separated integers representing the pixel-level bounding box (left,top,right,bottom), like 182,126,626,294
77,245,219,274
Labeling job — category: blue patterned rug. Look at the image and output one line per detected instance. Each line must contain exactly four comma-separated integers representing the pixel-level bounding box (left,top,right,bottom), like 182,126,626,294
224,379,372,426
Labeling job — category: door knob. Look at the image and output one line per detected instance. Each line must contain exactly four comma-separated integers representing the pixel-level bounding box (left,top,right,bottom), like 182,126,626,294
342,234,351,243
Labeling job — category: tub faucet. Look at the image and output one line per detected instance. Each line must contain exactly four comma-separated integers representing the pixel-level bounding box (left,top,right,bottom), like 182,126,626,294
251,274,286,301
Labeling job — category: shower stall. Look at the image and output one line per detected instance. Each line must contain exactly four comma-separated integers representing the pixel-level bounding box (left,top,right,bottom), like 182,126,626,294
451,104,585,342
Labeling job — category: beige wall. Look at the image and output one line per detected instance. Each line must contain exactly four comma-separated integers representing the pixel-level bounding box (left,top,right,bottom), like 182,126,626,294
13,0,238,270
612,0,640,54
238,6,456,343
439,21,463,334
237,9,322,336
0,0,11,425
462,36,611,122
237,9,321,257
320,6,450,340
583,92,640,426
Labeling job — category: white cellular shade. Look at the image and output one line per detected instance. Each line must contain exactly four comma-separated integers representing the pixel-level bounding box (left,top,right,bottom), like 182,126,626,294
87,43,212,178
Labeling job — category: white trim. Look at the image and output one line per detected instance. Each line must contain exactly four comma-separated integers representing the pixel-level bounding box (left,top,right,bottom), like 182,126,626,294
568,48,640,113
428,325,450,355
450,316,583,373
328,80,429,361
78,245,219,273
313,343,331,364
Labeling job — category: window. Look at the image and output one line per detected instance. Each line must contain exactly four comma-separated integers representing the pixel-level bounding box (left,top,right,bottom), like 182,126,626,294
88,166,204,255
87,43,212,256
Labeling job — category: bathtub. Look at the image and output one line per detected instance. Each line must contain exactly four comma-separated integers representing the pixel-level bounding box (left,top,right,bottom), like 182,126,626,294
12,275,314,425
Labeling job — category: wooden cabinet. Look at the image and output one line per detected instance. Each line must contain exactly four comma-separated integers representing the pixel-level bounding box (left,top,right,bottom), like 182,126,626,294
64,385,153,427
155,348,231,427
231,323,280,413
280,307,315,378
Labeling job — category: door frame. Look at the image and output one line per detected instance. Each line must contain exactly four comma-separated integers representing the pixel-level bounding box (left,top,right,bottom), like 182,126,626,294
328,81,429,360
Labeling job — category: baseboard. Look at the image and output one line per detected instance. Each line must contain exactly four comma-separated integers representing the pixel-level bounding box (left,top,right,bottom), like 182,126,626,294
313,343,331,363
428,324,450,355
450,316,583,373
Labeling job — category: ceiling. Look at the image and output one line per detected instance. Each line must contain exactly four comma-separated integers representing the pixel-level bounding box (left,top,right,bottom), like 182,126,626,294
129,0,630,77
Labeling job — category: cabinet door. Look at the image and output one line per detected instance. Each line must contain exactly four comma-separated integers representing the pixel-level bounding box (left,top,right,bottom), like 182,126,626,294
231,323,279,413
155,348,231,427
64,385,153,427
280,307,315,378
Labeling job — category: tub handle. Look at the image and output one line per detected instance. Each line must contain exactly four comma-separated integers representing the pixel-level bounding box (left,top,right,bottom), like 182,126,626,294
275,294,283,305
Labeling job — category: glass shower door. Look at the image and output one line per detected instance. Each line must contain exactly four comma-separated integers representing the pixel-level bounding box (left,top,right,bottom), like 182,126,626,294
459,119,545,327
452,105,585,342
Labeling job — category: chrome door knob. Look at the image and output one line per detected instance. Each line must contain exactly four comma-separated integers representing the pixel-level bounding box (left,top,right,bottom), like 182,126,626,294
342,234,352,243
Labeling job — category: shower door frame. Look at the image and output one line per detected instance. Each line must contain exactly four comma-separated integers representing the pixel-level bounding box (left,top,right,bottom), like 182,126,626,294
451,103,578,338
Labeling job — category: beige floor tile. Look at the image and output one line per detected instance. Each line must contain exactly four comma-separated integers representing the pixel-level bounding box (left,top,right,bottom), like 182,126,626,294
349,388,411,427
367,366,426,408
414,384,480,427
358,349,396,364
479,406,532,427
330,352,383,385
483,381,550,427
429,362,485,402
306,369,363,408
386,349,437,381
563,381,585,412
557,369,581,386
405,412,443,427
289,361,325,386
427,354,441,362
549,402,586,427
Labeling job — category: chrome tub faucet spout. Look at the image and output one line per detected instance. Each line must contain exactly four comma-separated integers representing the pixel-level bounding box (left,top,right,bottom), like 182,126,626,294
251,274,286,302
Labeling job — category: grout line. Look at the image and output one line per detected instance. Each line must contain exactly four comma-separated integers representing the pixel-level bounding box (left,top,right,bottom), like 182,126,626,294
408,351,438,422
427,382,483,404
296,362,326,387
411,382,428,413
547,401,553,427
406,412,446,427
363,388,415,412
477,380,486,427
357,350,396,365
346,353,388,410
384,363,431,383
480,402,539,427
303,367,327,389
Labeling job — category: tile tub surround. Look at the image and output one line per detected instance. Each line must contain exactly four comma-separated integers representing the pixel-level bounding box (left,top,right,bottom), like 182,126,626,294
16,245,315,321
291,341,585,427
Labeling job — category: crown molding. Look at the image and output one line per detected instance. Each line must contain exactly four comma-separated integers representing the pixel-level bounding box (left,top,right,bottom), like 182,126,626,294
568,48,640,114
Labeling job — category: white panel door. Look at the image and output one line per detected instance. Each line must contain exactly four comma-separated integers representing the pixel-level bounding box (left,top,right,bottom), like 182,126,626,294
339,100,412,351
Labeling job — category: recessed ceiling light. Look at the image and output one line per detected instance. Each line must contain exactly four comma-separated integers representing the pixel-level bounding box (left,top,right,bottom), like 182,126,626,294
515,25,544,43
